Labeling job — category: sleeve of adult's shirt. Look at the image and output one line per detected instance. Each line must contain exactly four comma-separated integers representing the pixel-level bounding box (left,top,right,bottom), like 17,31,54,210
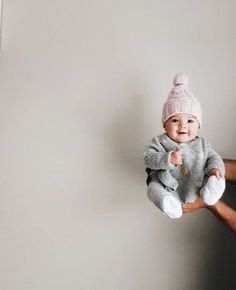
205,142,225,175
144,137,175,170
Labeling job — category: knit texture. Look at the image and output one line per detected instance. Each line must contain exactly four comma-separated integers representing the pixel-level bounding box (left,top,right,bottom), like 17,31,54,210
162,74,202,126
144,134,225,203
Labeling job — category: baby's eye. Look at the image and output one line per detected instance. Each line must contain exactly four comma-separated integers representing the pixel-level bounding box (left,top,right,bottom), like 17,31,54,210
171,119,179,123
188,119,194,123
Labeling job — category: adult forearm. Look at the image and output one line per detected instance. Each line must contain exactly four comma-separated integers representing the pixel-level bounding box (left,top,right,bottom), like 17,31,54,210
208,201,236,232
182,198,236,232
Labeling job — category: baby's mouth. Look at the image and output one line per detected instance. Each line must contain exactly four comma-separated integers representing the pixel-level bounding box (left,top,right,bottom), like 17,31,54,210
178,132,187,135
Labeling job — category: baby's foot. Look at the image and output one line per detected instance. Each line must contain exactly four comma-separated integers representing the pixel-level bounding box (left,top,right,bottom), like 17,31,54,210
200,176,225,206
162,195,183,219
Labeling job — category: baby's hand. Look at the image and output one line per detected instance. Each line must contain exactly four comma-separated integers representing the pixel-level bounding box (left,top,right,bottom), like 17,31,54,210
209,168,224,179
170,149,182,165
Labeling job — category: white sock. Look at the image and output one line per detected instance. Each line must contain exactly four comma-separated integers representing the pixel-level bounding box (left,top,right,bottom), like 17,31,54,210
200,176,225,206
161,195,183,219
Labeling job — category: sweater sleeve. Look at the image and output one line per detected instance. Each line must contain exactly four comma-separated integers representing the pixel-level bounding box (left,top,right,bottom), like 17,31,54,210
205,142,225,175
144,136,175,170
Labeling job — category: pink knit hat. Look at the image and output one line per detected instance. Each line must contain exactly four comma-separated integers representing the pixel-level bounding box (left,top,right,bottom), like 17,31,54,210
162,73,202,127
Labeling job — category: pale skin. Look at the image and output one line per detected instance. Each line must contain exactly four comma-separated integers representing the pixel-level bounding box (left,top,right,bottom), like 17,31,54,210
164,113,224,177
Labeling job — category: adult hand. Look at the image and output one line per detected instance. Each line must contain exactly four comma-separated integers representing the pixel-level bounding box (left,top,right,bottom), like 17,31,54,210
182,197,207,213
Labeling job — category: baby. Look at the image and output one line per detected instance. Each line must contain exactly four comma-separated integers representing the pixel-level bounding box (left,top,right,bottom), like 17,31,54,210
144,74,225,218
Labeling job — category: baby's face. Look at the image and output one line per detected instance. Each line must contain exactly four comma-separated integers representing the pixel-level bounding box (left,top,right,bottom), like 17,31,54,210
164,113,199,143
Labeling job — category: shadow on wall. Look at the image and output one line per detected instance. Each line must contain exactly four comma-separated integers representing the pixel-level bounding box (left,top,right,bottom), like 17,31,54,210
203,182,236,290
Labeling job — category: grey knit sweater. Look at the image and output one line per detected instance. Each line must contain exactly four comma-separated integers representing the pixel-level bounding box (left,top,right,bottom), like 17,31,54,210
144,133,224,202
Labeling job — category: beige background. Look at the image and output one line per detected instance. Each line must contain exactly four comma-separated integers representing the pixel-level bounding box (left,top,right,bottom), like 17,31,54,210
0,1,236,289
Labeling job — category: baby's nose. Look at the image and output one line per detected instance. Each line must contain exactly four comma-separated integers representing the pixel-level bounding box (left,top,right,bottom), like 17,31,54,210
179,122,187,127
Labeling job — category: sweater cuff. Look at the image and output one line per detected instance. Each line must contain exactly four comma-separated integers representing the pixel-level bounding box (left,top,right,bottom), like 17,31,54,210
206,164,225,176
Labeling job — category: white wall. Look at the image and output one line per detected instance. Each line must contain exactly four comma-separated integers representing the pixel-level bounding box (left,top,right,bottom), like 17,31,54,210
0,1,235,289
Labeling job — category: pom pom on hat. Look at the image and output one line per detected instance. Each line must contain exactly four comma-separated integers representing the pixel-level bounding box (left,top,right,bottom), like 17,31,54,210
173,73,189,87
162,73,202,127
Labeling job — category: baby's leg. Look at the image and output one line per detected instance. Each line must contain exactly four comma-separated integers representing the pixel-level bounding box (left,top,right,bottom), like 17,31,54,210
200,176,225,206
147,181,182,219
